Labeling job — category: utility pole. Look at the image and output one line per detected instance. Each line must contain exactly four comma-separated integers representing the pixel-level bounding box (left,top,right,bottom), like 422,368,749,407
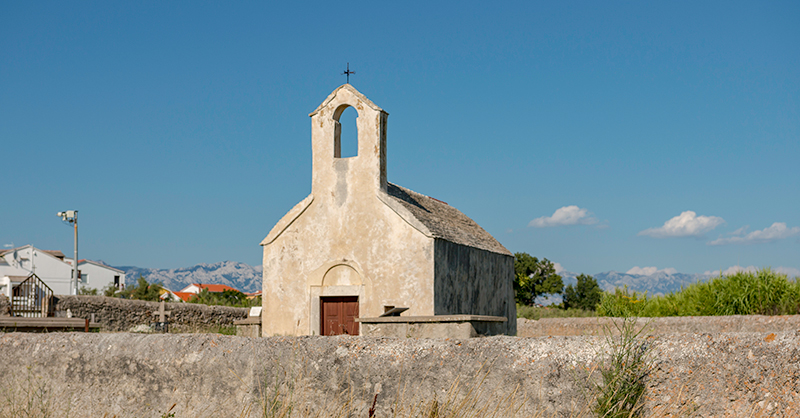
57,210,79,295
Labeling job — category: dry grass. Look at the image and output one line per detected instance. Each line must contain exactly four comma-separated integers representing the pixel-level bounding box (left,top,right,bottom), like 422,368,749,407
0,367,71,418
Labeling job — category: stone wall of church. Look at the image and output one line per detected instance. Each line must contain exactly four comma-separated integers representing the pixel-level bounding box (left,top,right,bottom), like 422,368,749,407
54,295,248,331
432,240,516,335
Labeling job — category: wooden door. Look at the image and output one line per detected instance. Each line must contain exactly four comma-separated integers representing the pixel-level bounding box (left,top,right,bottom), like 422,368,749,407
321,296,359,336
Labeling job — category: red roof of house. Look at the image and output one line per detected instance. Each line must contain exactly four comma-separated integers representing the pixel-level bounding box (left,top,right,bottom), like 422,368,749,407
192,283,240,293
173,292,195,302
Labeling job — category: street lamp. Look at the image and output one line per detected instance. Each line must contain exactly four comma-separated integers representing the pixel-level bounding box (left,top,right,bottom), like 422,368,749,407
57,210,79,295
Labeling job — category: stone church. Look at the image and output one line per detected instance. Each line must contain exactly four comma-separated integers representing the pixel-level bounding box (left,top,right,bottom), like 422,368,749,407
261,84,515,336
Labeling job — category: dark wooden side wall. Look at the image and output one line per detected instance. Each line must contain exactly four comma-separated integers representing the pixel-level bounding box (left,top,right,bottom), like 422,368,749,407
432,239,516,335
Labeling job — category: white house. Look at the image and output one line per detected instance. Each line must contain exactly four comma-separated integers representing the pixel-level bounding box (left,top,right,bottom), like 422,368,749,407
0,245,72,295
0,245,125,296
74,259,126,293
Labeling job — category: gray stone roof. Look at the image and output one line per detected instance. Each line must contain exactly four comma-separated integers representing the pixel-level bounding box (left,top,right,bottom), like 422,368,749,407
387,183,512,256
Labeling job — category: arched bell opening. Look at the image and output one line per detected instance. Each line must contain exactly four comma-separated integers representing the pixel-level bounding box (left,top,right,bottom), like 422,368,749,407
333,105,359,158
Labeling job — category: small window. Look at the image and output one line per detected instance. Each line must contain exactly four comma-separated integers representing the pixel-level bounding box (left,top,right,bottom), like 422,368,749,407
81,274,88,284
114,275,120,286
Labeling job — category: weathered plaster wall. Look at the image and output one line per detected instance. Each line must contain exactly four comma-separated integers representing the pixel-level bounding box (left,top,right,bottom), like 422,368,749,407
1,331,797,417
261,196,435,336
433,240,516,335
54,295,248,331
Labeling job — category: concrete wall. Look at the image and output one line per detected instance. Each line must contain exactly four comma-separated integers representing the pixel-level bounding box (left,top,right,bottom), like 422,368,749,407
54,295,248,331
0,331,797,417
433,240,516,335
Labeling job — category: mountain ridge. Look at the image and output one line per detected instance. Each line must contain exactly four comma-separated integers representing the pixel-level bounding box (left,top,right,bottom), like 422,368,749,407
115,261,717,297
115,261,263,293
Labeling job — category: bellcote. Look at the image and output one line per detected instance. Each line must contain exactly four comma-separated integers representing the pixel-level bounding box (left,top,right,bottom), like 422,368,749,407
309,84,389,199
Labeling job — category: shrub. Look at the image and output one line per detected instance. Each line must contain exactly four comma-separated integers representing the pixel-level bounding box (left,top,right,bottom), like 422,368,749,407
117,276,163,302
597,286,649,318
645,268,800,317
77,286,98,295
187,288,259,308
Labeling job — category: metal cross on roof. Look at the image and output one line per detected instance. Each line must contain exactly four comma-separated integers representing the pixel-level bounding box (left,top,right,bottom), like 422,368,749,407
342,63,355,84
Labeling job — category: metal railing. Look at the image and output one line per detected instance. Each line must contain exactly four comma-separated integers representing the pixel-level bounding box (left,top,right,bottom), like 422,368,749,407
10,274,54,318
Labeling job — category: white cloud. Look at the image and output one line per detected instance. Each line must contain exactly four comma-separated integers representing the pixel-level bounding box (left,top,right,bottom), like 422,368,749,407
730,226,750,236
638,211,724,238
703,265,800,278
776,267,800,278
529,206,598,228
704,265,758,276
553,262,565,274
626,266,678,276
708,222,800,246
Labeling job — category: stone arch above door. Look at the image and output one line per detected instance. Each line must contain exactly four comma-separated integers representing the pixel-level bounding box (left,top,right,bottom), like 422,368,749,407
307,260,370,288
321,264,361,287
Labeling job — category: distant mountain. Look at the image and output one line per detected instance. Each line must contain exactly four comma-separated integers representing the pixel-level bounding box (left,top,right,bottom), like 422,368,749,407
559,270,709,296
114,261,710,300
115,261,262,293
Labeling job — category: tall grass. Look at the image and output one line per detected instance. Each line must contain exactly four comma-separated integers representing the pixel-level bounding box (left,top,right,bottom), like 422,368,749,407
592,316,653,418
597,268,800,317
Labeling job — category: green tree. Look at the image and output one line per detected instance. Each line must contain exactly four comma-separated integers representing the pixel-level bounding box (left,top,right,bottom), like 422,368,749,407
118,276,163,301
513,252,563,305
563,273,603,311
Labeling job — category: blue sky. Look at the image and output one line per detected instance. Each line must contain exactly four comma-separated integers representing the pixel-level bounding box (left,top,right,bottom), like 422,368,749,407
2,1,798,277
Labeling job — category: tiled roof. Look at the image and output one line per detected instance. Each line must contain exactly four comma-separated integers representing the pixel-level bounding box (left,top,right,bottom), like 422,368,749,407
387,183,512,256
193,283,241,293
173,292,195,302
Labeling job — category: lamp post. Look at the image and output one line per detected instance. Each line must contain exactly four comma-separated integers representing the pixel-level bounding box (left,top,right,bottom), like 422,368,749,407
57,210,79,295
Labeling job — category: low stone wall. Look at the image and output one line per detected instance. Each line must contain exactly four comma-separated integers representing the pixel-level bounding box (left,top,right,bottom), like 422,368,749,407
517,315,800,336
0,295,9,317
53,295,248,332
1,330,798,417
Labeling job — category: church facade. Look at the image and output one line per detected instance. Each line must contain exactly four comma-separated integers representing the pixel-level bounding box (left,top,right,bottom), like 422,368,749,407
261,84,515,336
